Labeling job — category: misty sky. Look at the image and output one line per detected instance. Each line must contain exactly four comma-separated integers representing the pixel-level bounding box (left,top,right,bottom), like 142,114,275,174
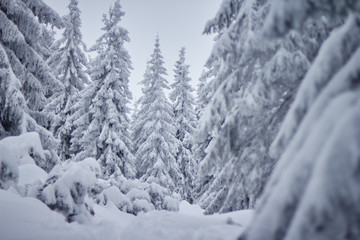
43,0,221,104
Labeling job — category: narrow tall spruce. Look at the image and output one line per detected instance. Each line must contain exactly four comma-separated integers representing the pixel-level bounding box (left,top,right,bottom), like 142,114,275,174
133,36,183,192
71,0,135,179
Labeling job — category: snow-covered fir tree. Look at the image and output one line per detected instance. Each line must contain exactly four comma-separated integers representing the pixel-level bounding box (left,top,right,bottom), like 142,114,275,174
71,0,135,179
45,0,89,160
132,36,183,192
195,71,209,119
169,47,197,201
240,1,360,240
0,0,63,171
170,48,196,142
196,0,329,214
195,61,220,120
192,59,220,200
131,99,140,123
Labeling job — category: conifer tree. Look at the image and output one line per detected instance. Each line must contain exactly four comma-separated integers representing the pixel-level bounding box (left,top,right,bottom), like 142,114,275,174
192,60,220,200
196,0,328,214
71,0,135,179
195,62,219,120
0,0,63,170
45,0,89,160
170,47,197,201
133,36,183,192
240,1,360,240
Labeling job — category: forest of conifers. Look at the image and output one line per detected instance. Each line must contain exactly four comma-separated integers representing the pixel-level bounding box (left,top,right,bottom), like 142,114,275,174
1,0,360,239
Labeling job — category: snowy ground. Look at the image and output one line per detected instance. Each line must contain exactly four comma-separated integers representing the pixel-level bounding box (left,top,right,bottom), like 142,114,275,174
0,189,253,240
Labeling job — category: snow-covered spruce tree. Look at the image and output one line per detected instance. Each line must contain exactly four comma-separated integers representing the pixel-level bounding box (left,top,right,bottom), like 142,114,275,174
196,0,328,214
195,71,209,119
195,62,220,120
0,0,64,171
133,36,183,192
192,60,220,200
239,2,360,240
45,0,89,160
71,0,135,179
170,47,197,201
131,98,140,123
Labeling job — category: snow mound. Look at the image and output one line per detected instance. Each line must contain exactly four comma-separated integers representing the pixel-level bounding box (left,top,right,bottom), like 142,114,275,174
18,164,47,186
0,188,254,240
38,158,99,223
96,177,180,215
97,186,133,213
121,208,254,240
17,164,48,197
162,196,179,211
0,132,48,189
179,200,204,216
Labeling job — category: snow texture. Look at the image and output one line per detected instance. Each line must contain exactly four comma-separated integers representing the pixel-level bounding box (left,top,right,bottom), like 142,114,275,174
195,0,328,214
170,47,197,201
0,188,253,240
71,0,135,179
38,158,100,223
44,0,89,160
0,132,48,189
132,36,183,192
240,3,360,240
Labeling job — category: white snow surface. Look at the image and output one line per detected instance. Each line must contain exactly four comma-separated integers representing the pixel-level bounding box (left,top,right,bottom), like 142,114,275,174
0,132,48,189
0,190,254,240
18,164,47,186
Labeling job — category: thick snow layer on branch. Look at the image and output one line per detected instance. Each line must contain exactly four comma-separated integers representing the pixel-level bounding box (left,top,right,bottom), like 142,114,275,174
38,158,100,222
0,132,48,189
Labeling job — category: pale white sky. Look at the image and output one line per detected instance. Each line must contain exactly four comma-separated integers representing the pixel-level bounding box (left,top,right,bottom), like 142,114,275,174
43,0,221,104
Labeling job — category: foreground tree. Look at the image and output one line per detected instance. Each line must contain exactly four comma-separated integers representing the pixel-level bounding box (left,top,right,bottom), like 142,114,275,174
196,0,328,214
170,47,197,201
71,0,135,179
240,1,360,240
0,0,63,170
133,36,183,192
192,60,220,200
45,0,89,160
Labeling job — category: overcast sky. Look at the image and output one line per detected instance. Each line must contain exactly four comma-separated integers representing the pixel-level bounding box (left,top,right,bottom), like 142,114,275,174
43,0,221,104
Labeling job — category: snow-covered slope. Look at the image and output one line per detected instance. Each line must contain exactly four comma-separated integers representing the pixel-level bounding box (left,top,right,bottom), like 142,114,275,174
0,189,253,240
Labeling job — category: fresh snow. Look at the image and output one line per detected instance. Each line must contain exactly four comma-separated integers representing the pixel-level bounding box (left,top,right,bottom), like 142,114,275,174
18,164,47,187
0,132,48,189
0,189,253,240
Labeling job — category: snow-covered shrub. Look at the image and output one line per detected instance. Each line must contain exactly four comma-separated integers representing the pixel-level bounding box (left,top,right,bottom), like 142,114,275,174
126,188,154,214
96,186,133,213
127,188,152,202
0,133,49,190
148,182,171,209
76,157,102,178
92,176,180,215
162,196,180,212
118,177,148,194
18,164,48,198
121,179,180,213
133,199,155,214
0,144,18,190
37,158,100,223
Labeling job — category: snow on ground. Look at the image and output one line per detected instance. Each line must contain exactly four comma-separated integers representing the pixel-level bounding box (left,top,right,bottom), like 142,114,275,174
0,190,253,240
